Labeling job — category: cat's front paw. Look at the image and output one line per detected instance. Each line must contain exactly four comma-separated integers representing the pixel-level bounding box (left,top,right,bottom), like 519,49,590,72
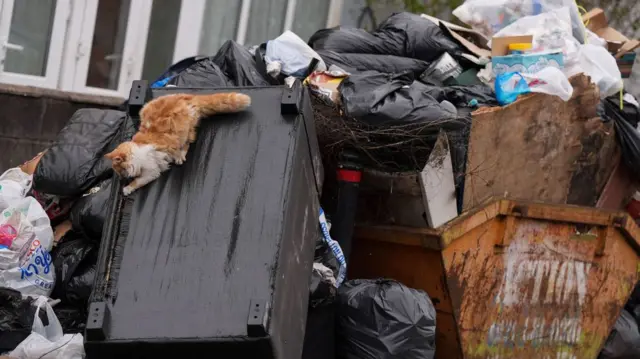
174,157,184,165
122,186,135,196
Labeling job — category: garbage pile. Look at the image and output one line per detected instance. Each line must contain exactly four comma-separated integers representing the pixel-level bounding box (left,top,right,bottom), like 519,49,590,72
0,109,132,357
2,2,640,358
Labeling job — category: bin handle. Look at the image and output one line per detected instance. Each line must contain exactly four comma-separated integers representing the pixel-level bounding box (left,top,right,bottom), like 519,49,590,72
495,214,610,257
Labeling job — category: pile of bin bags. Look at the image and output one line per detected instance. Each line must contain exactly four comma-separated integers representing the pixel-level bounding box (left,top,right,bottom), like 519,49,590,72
0,108,131,351
304,268,437,359
151,12,498,175
148,11,500,214
306,217,437,359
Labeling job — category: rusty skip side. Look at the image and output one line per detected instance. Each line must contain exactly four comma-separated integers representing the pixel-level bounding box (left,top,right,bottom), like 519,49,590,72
445,201,640,359
351,199,640,359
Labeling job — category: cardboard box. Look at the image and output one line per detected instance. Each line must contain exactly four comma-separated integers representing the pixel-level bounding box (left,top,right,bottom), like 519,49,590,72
421,14,491,61
491,35,564,76
583,8,639,78
583,8,640,58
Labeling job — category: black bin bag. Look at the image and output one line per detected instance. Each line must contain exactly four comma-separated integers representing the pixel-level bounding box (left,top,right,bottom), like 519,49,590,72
69,178,113,242
317,50,431,76
599,309,640,359
166,58,232,88
51,233,98,306
336,279,437,359
0,288,38,353
597,97,640,181
338,71,461,126
33,109,127,197
310,12,466,63
211,40,272,86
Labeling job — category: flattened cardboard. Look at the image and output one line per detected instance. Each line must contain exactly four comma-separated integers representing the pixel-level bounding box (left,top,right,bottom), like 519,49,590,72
419,131,457,228
421,14,491,59
583,8,640,58
491,35,534,57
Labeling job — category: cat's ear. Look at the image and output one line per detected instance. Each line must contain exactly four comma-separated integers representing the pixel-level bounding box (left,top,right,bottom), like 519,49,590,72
105,151,123,163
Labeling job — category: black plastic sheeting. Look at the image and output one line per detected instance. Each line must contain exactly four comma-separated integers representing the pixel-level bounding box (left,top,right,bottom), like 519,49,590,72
86,86,322,359
51,233,98,306
167,41,273,88
53,305,87,334
166,58,232,88
317,50,431,76
151,55,207,87
599,309,640,359
336,279,437,359
33,109,127,198
69,178,113,242
0,288,38,353
310,12,467,64
339,71,454,126
598,97,640,181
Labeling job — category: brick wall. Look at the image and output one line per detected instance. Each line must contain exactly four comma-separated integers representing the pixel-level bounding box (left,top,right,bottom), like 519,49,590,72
0,84,122,172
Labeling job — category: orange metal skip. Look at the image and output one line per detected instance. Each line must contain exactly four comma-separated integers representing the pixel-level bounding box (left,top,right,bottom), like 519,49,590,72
349,199,640,359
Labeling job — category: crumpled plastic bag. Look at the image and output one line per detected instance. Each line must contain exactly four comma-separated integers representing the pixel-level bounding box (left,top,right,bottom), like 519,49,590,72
265,31,326,77
0,196,55,273
489,7,580,73
453,0,585,44
0,168,32,210
336,279,437,359
0,168,56,297
319,208,346,287
573,44,623,98
0,244,55,297
495,67,573,105
9,296,85,359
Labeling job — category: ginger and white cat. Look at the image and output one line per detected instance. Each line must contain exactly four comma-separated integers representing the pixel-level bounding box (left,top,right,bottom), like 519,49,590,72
105,92,251,195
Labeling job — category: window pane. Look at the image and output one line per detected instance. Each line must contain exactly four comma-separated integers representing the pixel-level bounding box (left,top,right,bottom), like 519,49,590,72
86,0,131,90
292,0,330,41
141,0,182,81
245,0,288,46
4,0,57,76
199,0,242,55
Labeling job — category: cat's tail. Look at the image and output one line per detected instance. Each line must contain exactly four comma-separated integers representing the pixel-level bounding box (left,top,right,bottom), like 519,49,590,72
190,93,251,117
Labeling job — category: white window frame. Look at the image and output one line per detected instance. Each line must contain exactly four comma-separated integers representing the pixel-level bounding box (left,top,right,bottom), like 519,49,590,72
0,0,71,89
172,0,343,64
60,0,152,98
0,0,343,97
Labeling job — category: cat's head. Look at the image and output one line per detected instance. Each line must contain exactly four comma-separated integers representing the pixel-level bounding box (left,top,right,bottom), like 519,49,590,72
105,142,141,178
